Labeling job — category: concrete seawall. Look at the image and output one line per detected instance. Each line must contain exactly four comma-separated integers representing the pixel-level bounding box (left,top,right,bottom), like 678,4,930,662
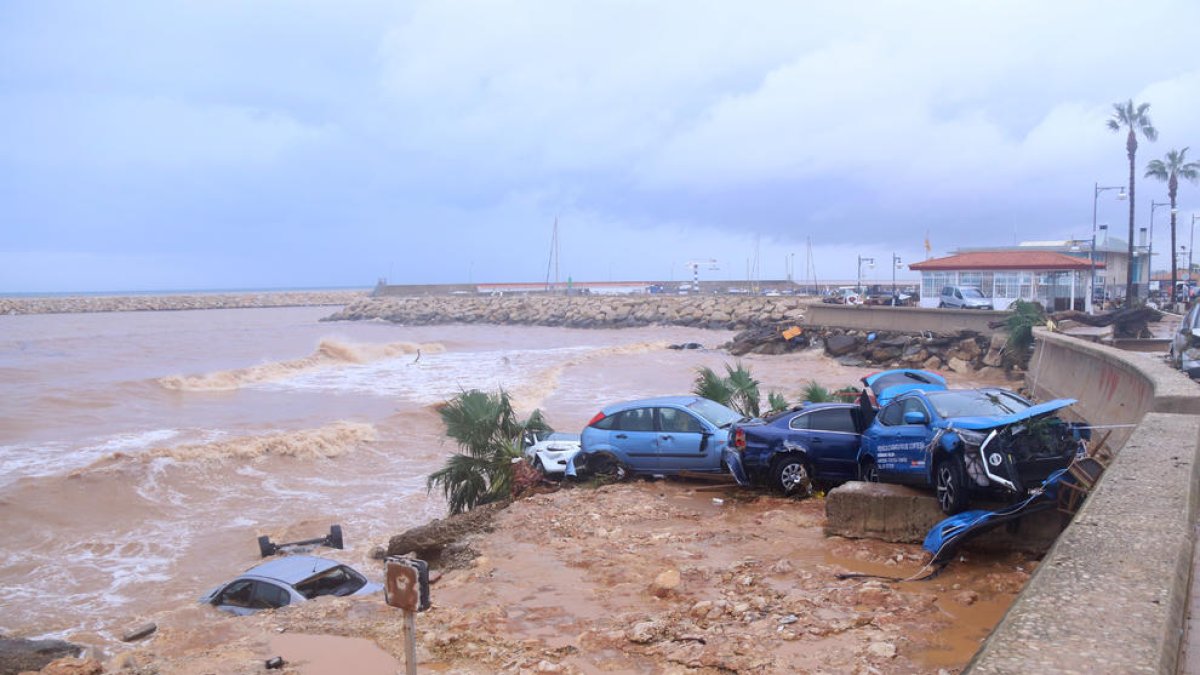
805,303,1006,335
967,329,1200,673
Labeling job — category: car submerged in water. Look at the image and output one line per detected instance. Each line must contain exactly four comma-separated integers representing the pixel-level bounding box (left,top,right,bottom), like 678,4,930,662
200,555,381,615
567,396,745,479
857,388,1086,514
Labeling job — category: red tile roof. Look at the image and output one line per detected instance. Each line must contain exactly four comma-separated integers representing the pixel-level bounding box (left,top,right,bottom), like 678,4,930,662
909,251,1104,271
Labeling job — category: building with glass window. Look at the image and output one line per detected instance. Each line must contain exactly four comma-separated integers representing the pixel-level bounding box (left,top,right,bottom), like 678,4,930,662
910,250,1105,311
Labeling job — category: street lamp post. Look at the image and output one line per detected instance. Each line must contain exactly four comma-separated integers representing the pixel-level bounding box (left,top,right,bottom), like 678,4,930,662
856,255,875,302
891,254,902,305
1150,201,1172,300
1191,214,1200,287
1091,183,1126,313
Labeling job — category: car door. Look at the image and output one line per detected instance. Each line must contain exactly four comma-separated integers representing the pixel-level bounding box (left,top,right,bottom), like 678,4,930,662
880,397,934,485
801,408,861,480
607,407,660,471
212,579,292,615
654,406,711,472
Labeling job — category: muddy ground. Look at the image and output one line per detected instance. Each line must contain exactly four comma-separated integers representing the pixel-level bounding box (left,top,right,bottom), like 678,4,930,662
93,479,1035,675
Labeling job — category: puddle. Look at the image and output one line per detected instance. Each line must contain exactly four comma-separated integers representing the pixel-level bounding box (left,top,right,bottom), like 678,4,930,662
268,633,399,675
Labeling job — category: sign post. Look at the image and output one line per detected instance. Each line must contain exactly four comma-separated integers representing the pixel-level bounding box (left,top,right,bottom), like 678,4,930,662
385,557,430,675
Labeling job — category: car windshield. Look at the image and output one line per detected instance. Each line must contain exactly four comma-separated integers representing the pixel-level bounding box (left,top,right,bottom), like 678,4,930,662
294,565,368,599
687,398,742,428
924,390,1032,419
961,288,985,298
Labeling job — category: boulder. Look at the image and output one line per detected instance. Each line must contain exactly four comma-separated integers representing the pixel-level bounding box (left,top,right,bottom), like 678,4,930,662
947,357,973,373
824,334,859,357
0,638,83,674
922,356,942,371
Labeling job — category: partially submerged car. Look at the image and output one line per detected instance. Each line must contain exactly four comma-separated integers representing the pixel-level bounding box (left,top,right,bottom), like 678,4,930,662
200,555,381,615
523,431,581,476
857,388,1084,515
861,369,947,407
568,396,744,479
725,402,865,495
1170,301,1200,378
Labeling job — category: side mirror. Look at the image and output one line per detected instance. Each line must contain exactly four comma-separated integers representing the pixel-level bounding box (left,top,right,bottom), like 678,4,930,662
903,410,929,425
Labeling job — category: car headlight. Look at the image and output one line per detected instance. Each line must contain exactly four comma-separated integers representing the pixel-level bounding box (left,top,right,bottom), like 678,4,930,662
955,429,987,446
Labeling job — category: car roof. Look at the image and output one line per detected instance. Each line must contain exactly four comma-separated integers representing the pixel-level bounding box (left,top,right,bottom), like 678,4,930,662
240,555,341,585
601,396,705,413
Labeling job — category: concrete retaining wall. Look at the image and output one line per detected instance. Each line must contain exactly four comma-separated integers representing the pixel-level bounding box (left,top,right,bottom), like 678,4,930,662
804,304,1006,334
966,330,1200,674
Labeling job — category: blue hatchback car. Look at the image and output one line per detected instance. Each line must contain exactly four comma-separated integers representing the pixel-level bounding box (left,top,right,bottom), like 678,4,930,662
857,388,1082,514
569,396,744,479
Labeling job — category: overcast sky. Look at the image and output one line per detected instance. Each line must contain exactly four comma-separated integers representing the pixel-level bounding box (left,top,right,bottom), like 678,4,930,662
3,1,1200,292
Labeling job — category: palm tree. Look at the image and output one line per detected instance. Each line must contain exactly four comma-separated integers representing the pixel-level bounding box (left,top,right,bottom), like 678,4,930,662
1145,147,1200,301
800,380,835,403
1107,100,1157,305
692,362,762,417
426,389,550,515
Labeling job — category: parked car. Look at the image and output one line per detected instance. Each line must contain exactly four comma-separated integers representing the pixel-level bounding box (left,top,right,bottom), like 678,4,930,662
1170,302,1200,378
568,396,745,479
523,431,581,476
857,388,1083,515
938,286,993,310
821,287,863,305
200,555,381,615
724,403,865,495
861,369,947,407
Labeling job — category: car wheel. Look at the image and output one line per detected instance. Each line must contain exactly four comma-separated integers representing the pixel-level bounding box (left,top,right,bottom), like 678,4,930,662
937,302,946,308
859,458,879,482
935,455,970,515
771,455,812,496
257,535,275,558
328,524,344,550
532,457,547,476
590,454,629,481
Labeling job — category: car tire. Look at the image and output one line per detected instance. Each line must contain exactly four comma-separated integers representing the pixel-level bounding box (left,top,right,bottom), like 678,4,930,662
937,302,946,308
935,455,970,515
858,458,878,483
771,454,812,496
590,454,629,481
533,457,547,476
257,535,274,558
329,524,344,550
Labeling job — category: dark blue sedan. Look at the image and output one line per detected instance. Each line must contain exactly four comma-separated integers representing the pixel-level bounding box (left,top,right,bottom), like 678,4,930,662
725,403,865,495
858,388,1082,514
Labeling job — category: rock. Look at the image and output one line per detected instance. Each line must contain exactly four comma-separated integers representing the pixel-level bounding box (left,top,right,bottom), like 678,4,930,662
0,637,82,674
651,568,681,597
922,356,942,370
957,337,982,359
982,348,1004,367
952,590,979,605
947,357,973,373
837,355,868,367
535,660,563,672
120,622,156,642
867,642,897,659
627,620,663,644
689,600,714,618
824,334,859,357
39,657,104,675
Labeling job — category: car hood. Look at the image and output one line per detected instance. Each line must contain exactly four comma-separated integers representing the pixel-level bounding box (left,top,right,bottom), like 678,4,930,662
938,398,1076,431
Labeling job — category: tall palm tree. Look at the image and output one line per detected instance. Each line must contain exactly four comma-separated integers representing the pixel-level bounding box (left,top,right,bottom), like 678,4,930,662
1107,100,1157,305
426,389,550,515
1145,147,1200,300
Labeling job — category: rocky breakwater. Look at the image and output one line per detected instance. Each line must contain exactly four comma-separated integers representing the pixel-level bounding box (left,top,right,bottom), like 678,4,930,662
323,294,807,330
819,328,1013,378
0,290,367,315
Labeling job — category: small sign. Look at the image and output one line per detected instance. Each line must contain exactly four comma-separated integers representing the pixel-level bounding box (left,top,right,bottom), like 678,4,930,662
385,557,430,612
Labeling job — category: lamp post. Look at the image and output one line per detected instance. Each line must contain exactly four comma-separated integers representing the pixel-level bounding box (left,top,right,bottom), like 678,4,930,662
1091,183,1126,313
1191,214,1200,287
1150,200,1171,298
891,254,903,305
856,255,875,301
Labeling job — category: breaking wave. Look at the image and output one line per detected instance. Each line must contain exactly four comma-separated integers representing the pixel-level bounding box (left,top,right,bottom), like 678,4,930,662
510,341,669,411
158,339,445,391
107,422,378,464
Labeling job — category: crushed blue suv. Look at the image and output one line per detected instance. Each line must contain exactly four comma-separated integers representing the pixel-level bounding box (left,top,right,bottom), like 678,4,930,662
857,388,1085,514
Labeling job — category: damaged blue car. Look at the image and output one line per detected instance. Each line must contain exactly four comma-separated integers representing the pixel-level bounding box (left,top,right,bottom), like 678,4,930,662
857,388,1086,515
724,403,865,495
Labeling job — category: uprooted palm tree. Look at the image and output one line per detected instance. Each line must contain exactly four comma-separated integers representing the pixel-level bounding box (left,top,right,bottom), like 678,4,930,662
692,362,772,417
426,389,551,515
1004,300,1045,368
1145,147,1200,300
1107,100,1157,305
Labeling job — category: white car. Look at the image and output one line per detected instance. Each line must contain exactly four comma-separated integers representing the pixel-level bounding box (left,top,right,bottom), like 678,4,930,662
523,432,582,476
